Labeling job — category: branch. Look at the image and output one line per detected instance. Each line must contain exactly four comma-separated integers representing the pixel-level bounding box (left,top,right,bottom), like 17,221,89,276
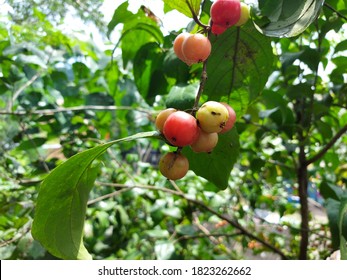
193,54,209,112
0,105,153,116
7,71,42,111
186,0,209,30
183,191,288,259
306,123,347,165
94,181,288,259
174,232,243,243
0,222,31,248
324,3,347,22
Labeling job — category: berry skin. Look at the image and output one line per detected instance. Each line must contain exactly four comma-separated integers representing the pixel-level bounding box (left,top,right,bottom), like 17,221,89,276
159,152,189,180
191,130,219,153
173,33,195,65
210,0,241,28
235,2,250,26
211,23,228,35
181,34,211,65
196,101,229,133
155,108,177,133
163,111,199,147
220,102,236,133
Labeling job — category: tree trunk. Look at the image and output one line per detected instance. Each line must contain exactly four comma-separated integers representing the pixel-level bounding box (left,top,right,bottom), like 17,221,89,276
298,144,309,260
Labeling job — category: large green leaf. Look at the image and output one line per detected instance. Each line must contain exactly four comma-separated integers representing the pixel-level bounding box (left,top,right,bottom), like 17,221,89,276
133,42,168,104
204,23,273,114
163,0,201,18
182,128,239,189
254,0,325,37
32,131,159,260
110,3,164,67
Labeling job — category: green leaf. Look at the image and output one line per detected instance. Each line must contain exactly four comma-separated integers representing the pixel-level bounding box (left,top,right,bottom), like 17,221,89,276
107,2,133,37
72,62,90,81
282,48,320,72
326,197,347,250
334,39,347,55
145,229,169,238
16,54,47,68
113,4,164,67
316,120,333,139
182,128,240,189
163,0,201,18
16,137,46,150
133,42,167,104
222,88,250,118
339,199,347,260
155,241,175,260
204,23,273,107
32,131,159,260
259,107,280,119
320,179,344,201
254,0,325,37
165,83,197,110
325,198,340,249
121,23,164,67
163,49,190,84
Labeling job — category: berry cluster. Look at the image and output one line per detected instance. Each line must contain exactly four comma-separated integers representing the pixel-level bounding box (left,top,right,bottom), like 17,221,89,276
156,102,236,180
156,1,248,180
173,0,250,65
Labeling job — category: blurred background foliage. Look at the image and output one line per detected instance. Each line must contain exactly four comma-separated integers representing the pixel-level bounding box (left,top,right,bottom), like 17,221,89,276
0,0,347,260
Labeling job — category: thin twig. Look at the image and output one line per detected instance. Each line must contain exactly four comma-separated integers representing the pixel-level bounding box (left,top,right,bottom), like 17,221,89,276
193,57,209,112
267,159,294,170
192,213,234,257
324,3,347,21
0,105,153,116
306,123,347,165
0,222,31,247
7,71,42,111
93,181,288,259
174,232,243,243
170,180,185,195
87,187,137,205
186,0,209,30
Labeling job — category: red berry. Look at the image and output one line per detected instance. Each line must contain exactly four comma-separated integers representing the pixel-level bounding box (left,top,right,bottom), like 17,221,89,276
211,23,228,35
163,111,199,147
173,33,195,65
181,34,211,65
210,0,241,28
159,152,189,180
220,102,236,133
155,108,177,133
191,130,219,153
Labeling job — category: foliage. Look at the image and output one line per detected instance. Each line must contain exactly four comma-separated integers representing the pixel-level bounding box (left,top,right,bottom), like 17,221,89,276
0,0,347,260
6,0,105,31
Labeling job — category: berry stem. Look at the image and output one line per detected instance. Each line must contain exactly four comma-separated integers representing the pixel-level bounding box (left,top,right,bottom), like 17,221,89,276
192,32,210,113
186,0,210,31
